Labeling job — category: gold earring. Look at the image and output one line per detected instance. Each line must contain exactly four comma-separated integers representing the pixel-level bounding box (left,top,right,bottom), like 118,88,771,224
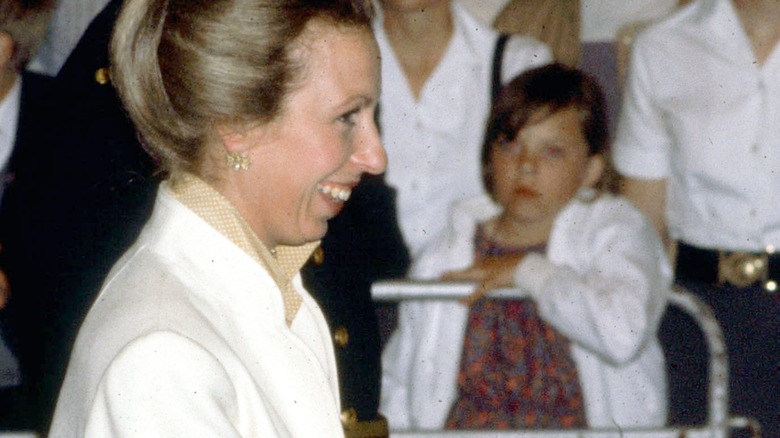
226,151,250,171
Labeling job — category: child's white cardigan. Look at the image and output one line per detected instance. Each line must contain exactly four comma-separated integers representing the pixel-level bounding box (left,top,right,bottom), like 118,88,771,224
381,192,671,430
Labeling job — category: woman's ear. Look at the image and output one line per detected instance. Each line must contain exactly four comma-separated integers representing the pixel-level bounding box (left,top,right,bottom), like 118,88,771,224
582,154,605,188
215,124,249,153
216,120,274,154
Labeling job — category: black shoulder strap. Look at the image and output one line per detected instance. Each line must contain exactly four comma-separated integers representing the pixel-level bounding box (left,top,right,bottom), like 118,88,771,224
490,34,510,103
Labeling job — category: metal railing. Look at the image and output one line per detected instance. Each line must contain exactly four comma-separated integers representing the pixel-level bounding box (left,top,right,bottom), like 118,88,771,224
372,281,761,438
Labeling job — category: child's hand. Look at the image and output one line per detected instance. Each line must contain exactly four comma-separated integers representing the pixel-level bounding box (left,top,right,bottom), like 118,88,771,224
441,253,524,306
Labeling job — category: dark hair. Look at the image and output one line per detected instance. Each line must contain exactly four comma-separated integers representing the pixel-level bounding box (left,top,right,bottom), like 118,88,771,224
111,0,374,177
481,63,610,195
0,0,55,71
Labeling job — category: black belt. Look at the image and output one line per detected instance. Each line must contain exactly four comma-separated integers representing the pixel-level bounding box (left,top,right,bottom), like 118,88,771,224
675,242,779,291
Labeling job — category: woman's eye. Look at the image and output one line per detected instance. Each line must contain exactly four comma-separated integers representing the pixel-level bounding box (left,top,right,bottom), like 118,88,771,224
338,109,359,127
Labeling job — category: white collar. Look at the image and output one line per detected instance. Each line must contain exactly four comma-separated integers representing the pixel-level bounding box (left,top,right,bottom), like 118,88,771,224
0,75,22,172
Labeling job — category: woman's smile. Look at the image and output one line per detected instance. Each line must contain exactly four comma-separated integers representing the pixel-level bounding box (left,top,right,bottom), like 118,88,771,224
315,181,356,219
316,182,353,203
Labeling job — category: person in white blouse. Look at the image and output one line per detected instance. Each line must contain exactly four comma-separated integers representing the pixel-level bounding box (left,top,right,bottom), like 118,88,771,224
614,0,780,434
47,0,386,436
373,0,552,260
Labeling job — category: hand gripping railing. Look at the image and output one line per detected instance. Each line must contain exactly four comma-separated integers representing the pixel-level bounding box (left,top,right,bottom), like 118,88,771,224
372,281,761,438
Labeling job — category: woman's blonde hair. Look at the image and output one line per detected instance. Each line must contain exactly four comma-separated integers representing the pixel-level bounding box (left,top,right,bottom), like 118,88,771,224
110,0,374,176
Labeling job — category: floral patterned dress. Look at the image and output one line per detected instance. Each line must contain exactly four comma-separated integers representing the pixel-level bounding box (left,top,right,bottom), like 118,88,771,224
445,224,587,429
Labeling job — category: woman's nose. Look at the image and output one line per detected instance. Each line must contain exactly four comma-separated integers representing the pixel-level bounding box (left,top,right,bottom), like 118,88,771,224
353,121,387,175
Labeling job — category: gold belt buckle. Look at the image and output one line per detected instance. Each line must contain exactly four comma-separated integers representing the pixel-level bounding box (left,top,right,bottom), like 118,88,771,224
718,251,768,288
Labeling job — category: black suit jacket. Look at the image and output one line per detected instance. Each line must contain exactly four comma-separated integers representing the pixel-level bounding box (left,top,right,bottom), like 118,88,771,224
0,71,55,420
1,72,56,200
0,0,409,432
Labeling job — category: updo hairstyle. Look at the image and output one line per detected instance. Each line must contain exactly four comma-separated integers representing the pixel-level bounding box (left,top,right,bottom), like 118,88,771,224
110,0,374,177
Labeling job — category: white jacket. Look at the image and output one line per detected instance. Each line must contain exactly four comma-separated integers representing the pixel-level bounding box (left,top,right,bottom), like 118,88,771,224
49,186,343,437
381,193,670,430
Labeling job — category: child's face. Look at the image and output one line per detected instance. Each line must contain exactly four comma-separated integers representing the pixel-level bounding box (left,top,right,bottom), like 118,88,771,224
489,107,603,231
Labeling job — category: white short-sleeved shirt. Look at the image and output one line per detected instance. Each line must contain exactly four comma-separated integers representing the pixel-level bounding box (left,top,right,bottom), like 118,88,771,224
374,2,551,258
613,0,780,251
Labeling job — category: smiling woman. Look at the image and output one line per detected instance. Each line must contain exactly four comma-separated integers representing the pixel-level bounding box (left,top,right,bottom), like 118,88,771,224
215,21,385,249
46,0,383,437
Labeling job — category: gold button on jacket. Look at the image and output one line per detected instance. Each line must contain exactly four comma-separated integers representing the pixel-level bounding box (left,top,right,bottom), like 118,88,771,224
333,325,349,348
310,245,325,265
94,67,111,85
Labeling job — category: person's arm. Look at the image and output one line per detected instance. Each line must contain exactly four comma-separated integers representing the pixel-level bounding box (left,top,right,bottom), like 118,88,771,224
514,200,671,365
613,28,672,245
442,253,525,305
620,176,667,240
